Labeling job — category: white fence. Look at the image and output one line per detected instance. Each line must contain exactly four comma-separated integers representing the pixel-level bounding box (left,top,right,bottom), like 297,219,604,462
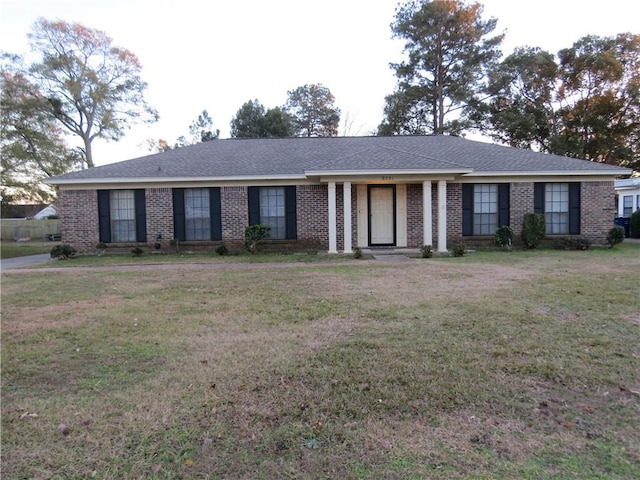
1,219,61,241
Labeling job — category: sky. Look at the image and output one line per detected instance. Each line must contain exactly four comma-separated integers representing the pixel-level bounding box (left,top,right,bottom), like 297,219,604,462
1,0,639,166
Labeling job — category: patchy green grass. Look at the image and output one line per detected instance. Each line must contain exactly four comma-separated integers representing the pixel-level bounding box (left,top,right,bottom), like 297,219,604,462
0,240,60,259
44,249,358,267
1,245,639,479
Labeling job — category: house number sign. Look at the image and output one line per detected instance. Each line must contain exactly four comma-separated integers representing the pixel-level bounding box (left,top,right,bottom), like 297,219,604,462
381,176,394,180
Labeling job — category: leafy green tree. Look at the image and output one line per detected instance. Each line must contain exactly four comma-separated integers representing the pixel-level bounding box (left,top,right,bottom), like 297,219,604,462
285,84,340,137
555,33,640,168
175,110,219,147
1,68,80,202
3,18,158,168
481,34,640,170
478,47,559,150
261,107,293,137
230,100,267,138
379,0,503,136
230,100,293,138
189,110,219,143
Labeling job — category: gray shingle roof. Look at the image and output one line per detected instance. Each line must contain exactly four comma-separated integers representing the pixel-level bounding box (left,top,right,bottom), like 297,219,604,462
48,135,630,183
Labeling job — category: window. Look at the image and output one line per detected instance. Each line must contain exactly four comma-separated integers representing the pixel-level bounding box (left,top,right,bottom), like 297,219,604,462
462,183,510,236
185,188,211,240
545,183,569,234
473,184,498,235
172,188,221,241
248,186,297,240
259,187,286,239
98,189,146,243
534,182,580,235
110,190,136,242
622,195,633,217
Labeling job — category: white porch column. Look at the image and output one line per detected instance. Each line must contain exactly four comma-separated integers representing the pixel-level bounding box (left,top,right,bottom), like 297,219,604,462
437,180,447,252
328,181,338,253
343,181,352,253
423,181,433,247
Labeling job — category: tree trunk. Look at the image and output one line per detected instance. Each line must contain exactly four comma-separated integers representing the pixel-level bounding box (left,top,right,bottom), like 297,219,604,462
83,135,95,168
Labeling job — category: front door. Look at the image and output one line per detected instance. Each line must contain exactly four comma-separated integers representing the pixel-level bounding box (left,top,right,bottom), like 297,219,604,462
369,186,395,245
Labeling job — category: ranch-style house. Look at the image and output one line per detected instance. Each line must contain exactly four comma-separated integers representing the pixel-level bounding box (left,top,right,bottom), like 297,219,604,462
46,135,631,253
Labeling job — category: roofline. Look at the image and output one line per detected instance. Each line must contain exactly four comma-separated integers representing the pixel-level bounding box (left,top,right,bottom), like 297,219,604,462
45,168,632,186
304,168,473,176
45,174,309,185
463,169,632,177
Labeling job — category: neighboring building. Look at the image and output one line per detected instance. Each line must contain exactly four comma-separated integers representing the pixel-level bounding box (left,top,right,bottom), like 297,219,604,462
33,204,60,219
45,135,631,253
615,178,640,218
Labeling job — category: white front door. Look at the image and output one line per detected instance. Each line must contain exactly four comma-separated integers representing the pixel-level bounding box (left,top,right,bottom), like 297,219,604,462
369,186,395,245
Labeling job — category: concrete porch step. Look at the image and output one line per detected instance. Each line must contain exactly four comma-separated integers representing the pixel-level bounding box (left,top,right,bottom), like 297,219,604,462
361,248,419,260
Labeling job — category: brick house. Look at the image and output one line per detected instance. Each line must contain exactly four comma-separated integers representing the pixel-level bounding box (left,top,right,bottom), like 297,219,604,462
45,135,630,253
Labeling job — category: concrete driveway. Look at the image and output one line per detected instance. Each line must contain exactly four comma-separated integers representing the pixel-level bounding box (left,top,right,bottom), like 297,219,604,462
1,254,52,272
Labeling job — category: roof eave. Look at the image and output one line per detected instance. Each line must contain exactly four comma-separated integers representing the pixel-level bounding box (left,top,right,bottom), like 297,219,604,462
462,169,632,177
304,168,473,176
45,174,309,185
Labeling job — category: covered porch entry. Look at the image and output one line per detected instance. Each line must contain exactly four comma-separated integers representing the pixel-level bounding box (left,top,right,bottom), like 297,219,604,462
325,179,450,254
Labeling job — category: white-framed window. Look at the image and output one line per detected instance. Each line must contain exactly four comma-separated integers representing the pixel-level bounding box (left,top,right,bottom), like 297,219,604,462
545,183,569,234
260,187,286,239
110,190,136,242
622,195,633,217
473,184,498,235
185,188,210,240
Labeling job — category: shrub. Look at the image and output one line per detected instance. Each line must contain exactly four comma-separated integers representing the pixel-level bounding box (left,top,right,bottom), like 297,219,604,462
555,236,591,250
169,239,181,254
215,244,228,256
244,224,270,254
521,213,545,249
451,242,466,257
95,242,107,256
50,244,77,259
630,210,640,238
131,247,144,257
606,226,625,248
420,244,433,258
494,225,514,248
353,246,363,259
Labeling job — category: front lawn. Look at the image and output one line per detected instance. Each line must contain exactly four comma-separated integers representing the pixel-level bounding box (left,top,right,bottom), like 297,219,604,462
1,245,638,479
0,240,59,259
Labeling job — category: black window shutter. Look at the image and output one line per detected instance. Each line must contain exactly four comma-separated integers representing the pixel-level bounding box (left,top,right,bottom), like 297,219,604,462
568,182,581,234
209,187,222,240
248,187,260,225
534,183,544,214
172,189,186,241
498,183,510,227
97,190,111,243
134,189,147,242
462,184,473,236
285,186,297,240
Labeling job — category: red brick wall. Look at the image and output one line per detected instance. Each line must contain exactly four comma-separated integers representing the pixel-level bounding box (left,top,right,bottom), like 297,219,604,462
221,186,248,243
146,188,174,245
57,180,616,253
59,189,98,252
407,184,423,247
509,182,534,241
297,184,328,249
581,180,616,244
446,183,462,247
